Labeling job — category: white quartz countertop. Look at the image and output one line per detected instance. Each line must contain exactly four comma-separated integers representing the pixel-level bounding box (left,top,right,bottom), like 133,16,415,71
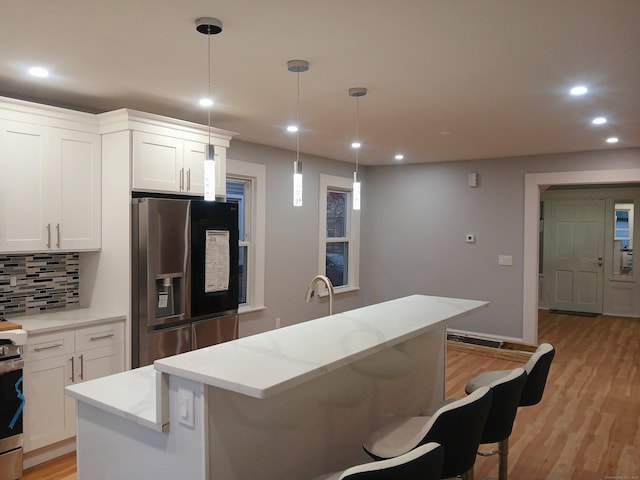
156,294,488,399
66,365,168,432
8,307,126,335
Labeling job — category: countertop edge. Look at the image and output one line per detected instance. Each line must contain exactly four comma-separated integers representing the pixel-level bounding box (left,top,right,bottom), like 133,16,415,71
9,308,126,335
155,296,489,398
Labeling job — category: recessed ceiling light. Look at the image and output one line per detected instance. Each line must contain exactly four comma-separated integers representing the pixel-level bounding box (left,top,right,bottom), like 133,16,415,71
592,117,607,125
28,66,49,78
606,137,619,144
569,85,588,96
199,98,213,107
351,141,361,149
286,125,298,133
394,154,404,161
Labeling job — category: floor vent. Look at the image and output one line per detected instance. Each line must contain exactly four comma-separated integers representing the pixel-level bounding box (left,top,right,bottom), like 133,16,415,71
447,333,503,349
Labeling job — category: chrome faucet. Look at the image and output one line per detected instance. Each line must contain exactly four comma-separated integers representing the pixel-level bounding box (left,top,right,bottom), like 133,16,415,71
305,274,335,316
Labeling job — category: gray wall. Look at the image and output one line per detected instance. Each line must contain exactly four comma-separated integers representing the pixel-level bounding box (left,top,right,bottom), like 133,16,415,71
360,148,640,340
227,137,638,340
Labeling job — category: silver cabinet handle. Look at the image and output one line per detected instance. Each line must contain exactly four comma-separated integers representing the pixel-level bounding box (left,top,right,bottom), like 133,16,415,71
46,223,51,248
187,168,191,191
56,223,61,248
34,342,63,352
70,356,75,382
90,333,115,341
79,354,84,380
180,168,185,191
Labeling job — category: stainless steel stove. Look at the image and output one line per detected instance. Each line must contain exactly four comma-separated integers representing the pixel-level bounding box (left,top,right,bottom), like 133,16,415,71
0,319,26,480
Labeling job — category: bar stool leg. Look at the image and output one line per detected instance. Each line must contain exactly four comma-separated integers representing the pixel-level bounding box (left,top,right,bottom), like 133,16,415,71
498,438,509,480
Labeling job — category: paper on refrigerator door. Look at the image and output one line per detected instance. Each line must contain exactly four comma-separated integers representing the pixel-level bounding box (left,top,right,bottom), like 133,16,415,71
205,230,230,293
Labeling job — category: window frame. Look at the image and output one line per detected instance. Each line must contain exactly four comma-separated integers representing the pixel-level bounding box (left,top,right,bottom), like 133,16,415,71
318,174,361,295
227,158,266,313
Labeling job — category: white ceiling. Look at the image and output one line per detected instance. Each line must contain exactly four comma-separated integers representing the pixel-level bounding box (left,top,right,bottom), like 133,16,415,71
1,0,639,166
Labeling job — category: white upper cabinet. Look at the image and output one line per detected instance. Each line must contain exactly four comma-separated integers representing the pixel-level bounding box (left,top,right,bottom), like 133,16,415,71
101,109,234,199
55,128,102,250
132,132,228,197
132,132,186,193
0,120,48,251
0,111,101,253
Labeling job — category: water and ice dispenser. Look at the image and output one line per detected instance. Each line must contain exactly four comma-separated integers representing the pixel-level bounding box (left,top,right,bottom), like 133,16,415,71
155,274,183,318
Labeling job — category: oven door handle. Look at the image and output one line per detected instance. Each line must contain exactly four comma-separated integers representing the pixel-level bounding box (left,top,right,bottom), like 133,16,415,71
0,358,24,374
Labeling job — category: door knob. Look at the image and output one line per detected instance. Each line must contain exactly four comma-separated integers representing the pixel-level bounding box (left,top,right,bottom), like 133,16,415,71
595,257,603,267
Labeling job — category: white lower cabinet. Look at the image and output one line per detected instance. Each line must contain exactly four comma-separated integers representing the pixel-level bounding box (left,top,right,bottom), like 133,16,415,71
23,321,124,452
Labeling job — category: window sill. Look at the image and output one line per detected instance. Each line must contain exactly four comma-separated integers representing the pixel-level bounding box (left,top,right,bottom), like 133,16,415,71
238,304,267,315
317,285,360,297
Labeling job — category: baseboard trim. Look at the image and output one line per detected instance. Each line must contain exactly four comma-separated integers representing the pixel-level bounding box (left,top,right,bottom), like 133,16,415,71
23,438,75,469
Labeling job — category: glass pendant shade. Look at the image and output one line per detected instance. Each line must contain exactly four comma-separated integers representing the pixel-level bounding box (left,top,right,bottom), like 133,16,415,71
204,144,216,201
353,172,361,211
293,160,303,207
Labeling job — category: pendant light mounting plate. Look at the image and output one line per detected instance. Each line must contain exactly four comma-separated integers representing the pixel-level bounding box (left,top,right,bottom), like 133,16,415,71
287,60,310,73
195,17,223,35
349,87,367,97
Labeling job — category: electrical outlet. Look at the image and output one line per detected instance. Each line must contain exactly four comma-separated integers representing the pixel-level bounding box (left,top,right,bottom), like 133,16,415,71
275,317,281,329
9,276,17,287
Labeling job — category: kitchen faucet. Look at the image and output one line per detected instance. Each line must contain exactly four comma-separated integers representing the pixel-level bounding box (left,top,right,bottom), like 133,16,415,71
305,274,334,316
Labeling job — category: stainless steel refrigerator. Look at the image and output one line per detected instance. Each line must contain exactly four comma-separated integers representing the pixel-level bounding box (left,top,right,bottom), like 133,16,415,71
132,197,239,367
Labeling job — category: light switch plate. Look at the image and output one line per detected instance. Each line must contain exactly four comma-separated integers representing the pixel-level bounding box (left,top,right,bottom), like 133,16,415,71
178,387,195,428
498,255,513,266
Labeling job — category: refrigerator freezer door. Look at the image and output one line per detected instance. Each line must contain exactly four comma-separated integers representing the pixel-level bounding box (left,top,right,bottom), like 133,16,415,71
191,315,239,351
140,324,191,367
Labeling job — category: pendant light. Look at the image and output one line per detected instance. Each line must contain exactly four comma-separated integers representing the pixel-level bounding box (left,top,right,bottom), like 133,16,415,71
287,60,309,207
196,17,222,201
349,87,367,210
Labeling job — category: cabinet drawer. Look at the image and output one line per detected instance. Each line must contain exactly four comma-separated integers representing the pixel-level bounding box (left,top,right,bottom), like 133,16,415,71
75,322,124,351
25,330,75,361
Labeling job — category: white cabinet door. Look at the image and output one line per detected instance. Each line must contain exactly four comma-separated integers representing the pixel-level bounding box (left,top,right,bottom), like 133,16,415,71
78,343,125,382
0,120,51,251
55,129,102,250
183,140,206,195
132,131,183,193
0,120,101,252
23,355,75,451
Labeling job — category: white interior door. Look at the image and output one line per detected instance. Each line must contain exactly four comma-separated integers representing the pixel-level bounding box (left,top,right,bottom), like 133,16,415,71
545,199,605,313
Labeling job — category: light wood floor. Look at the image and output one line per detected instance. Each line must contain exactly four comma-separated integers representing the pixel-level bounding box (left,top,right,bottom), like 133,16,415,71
23,310,640,480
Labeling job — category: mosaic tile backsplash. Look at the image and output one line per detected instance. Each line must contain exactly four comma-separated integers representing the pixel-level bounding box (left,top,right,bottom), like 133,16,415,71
0,253,80,315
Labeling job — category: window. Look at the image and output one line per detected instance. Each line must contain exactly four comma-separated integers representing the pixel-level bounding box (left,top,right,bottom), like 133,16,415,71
226,180,249,304
226,159,266,312
319,174,360,293
613,202,634,276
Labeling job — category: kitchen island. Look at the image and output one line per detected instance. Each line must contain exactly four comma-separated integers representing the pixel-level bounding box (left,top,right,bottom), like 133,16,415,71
66,294,487,479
